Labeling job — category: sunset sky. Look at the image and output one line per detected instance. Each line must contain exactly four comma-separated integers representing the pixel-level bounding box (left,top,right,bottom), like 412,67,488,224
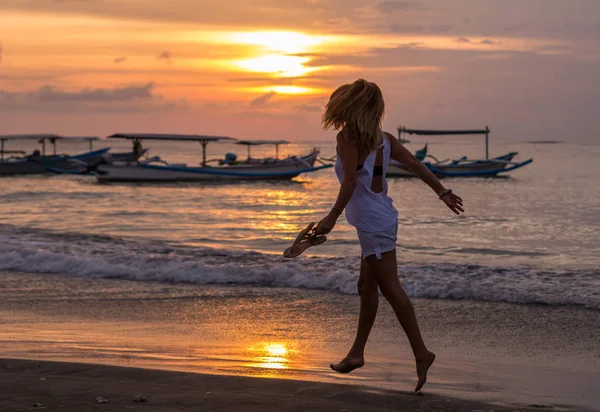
1,0,598,142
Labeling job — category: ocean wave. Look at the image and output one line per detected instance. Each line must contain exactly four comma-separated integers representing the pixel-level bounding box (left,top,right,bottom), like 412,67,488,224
0,225,598,309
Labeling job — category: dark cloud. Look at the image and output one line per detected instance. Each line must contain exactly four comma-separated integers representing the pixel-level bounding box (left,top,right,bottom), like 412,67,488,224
376,1,425,14
455,37,471,43
480,39,498,45
250,91,276,107
114,56,127,63
0,83,184,112
38,83,155,102
158,51,172,61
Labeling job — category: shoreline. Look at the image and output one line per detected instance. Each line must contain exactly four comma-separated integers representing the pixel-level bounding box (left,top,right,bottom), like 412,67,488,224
1,274,599,410
1,358,584,412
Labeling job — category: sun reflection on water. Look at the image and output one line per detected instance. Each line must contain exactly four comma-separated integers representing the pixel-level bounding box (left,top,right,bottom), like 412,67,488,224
247,343,291,370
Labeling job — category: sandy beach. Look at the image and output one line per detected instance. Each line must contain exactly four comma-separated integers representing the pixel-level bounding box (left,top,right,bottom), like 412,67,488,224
1,273,599,411
3,357,584,412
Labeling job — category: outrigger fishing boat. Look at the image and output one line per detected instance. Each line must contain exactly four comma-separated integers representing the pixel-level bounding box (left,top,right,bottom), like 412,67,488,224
0,134,109,176
95,133,332,182
387,127,533,178
47,135,145,166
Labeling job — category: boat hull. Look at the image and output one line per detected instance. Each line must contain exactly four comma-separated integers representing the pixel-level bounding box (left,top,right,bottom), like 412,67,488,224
387,153,520,178
0,156,84,176
96,153,324,182
0,148,110,176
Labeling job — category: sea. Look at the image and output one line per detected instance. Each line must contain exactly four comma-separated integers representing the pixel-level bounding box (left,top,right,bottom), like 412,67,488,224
1,137,599,309
1,137,599,409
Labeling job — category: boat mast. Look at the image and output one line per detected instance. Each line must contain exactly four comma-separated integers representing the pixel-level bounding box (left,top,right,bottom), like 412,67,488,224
275,143,279,159
485,126,490,160
201,140,208,167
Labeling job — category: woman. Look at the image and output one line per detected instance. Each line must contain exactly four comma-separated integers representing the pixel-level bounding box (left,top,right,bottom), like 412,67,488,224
314,79,464,392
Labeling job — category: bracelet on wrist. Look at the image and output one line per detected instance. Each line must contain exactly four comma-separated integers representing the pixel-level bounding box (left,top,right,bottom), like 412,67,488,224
438,188,452,199
331,207,342,215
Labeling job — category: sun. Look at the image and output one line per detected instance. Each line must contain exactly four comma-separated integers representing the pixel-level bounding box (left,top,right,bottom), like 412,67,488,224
231,31,327,77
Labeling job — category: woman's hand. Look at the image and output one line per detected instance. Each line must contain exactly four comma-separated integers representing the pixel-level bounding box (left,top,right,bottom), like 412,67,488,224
440,192,464,215
314,211,339,235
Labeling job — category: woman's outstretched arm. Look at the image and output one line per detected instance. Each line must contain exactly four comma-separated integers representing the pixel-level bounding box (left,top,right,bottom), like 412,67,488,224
315,133,358,235
387,132,464,215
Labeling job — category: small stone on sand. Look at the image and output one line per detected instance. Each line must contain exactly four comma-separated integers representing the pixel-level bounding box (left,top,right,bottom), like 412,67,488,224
133,394,147,403
95,396,108,404
206,391,213,395
31,402,43,407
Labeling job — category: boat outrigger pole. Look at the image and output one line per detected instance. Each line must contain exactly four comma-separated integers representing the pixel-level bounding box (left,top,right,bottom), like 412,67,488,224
398,126,491,160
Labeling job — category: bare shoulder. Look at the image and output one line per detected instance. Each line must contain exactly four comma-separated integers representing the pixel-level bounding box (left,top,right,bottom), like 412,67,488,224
336,130,355,148
383,130,397,142
336,130,348,144
383,131,400,148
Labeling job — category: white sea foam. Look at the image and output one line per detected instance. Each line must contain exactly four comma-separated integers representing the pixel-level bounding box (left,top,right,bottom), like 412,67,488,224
0,225,598,309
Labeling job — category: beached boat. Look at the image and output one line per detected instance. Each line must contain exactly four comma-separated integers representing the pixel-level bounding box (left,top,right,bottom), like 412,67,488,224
0,135,110,176
95,134,332,182
387,127,533,178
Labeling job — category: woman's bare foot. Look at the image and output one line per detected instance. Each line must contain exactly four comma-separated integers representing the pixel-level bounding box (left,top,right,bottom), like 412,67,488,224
414,351,436,392
330,355,365,374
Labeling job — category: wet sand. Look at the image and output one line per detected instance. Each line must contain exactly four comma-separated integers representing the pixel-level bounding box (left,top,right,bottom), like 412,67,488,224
0,358,579,412
1,273,599,411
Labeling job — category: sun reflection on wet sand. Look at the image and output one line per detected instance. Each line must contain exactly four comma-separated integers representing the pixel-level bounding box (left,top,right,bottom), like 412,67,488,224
246,343,292,371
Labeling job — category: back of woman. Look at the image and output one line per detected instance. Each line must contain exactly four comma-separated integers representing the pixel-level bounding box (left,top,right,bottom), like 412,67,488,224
334,131,398,234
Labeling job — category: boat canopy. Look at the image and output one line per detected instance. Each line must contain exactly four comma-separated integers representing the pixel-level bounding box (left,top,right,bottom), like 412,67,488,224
108,133,236,166
0,134,62,141
0,134,65,157
63,136,100,141
398,128,489,136
235,140,289,146
398,126,492,159
0,135,104,158
108,133,235,142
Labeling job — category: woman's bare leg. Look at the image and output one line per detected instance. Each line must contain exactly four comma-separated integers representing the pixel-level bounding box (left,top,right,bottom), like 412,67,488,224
331,258,379,373
365,250,435,392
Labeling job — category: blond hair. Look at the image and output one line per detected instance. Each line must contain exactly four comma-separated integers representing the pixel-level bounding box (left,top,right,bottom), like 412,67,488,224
322,79,385,151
